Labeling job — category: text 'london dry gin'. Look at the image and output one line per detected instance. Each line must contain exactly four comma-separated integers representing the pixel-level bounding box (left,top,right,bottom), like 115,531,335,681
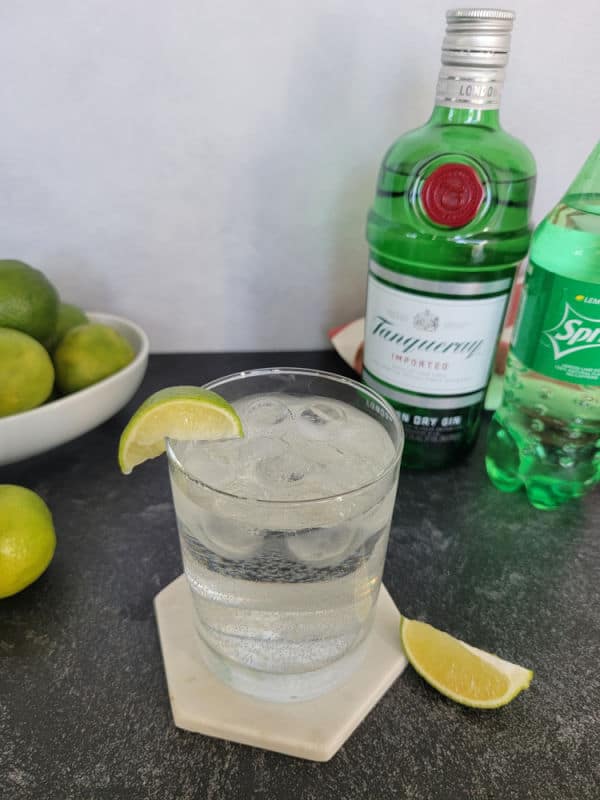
486,141,600,510
363,8,536,469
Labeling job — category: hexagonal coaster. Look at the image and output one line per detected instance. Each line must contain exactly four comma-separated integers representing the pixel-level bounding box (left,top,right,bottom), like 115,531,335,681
154,574,406,762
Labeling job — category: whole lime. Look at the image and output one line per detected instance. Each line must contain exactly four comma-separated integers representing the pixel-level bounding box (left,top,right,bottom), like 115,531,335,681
0,328,55,417
0,485,56,599
45,302,89,351
0,260,59,343
53,323,135,394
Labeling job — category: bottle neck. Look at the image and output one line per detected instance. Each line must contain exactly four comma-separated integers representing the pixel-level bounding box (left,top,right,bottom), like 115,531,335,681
563,139,600,212
432,65,504,128
429,105,500,128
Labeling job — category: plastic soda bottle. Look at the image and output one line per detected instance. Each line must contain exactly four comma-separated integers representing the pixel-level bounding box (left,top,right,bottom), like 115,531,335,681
486,141,600,509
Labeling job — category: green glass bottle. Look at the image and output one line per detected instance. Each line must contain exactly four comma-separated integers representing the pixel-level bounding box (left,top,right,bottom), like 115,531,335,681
363,8,536,469
486,141,600,509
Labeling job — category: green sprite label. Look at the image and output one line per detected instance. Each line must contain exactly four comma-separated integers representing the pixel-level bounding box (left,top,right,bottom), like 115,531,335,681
512,262,600,385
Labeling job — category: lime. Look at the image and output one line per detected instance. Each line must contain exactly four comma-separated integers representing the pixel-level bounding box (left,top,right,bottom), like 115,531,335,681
53,323,135,395
400,616,533,708
118,386,243,474
0,260,59,343
0,485,56,599
45,302,88,350
0,328,55,417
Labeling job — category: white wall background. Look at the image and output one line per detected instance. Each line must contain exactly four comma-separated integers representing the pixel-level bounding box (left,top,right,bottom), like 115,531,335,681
1,0,598,351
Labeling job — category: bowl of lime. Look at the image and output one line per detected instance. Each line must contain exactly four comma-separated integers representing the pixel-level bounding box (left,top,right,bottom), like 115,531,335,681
0,261,149,466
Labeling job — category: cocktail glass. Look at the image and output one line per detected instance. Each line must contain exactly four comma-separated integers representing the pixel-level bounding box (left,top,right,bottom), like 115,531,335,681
166,368,403,702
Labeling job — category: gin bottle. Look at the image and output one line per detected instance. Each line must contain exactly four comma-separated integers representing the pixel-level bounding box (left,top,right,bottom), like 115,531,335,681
363,8,536,469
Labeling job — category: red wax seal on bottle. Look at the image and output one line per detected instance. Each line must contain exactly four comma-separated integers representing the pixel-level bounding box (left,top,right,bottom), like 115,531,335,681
421,162,484,227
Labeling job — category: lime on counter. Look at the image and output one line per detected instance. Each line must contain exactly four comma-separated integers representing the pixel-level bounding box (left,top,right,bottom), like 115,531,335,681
118,386,243,474
400,616,533,708
0,485,56,599
0,328,55,417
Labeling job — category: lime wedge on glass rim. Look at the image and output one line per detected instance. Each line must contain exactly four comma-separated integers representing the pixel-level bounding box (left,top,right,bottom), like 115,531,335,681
400,616,533,709
118,386,243,474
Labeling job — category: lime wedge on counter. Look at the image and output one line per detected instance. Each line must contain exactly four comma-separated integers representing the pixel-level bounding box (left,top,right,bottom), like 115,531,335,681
118,386,243,474
400,617,533,709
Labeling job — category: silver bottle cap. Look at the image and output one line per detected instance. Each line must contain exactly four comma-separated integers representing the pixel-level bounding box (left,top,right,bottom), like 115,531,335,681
443,8,515,68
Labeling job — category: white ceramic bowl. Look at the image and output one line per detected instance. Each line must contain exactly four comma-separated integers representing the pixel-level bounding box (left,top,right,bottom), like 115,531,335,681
0,311,149,466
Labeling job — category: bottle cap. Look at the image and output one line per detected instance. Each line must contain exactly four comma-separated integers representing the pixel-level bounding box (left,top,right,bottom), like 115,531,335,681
443,8,515,68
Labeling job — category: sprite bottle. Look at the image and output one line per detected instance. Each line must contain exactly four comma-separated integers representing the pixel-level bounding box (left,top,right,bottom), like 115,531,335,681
486,141,600,509
362,9,536,469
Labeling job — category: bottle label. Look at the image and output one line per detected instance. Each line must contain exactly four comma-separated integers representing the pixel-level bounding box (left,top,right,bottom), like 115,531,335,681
512,263,600,385
435,67,504,110
363,268,510,407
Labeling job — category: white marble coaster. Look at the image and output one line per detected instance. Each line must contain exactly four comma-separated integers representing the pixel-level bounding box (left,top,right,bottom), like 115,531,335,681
154,574,407,761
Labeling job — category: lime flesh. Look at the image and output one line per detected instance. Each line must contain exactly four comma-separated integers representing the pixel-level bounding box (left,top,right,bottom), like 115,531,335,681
400,616,533,709
118,386,243,474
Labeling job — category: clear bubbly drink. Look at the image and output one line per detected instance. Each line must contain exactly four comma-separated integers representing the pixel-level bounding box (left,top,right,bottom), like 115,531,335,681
486,141,600,509
167,370,402,702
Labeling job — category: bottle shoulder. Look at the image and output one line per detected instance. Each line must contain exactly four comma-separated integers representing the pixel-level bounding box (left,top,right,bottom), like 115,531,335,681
530,209,600,283
368,120,536,273
382,121,536,179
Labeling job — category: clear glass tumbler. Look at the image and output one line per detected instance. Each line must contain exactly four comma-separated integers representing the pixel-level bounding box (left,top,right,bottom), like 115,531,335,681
166,368,403,702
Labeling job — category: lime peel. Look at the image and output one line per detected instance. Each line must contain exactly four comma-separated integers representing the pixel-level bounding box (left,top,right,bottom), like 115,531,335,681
400,616,533,709
118,386,243,474
0,485,56,599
